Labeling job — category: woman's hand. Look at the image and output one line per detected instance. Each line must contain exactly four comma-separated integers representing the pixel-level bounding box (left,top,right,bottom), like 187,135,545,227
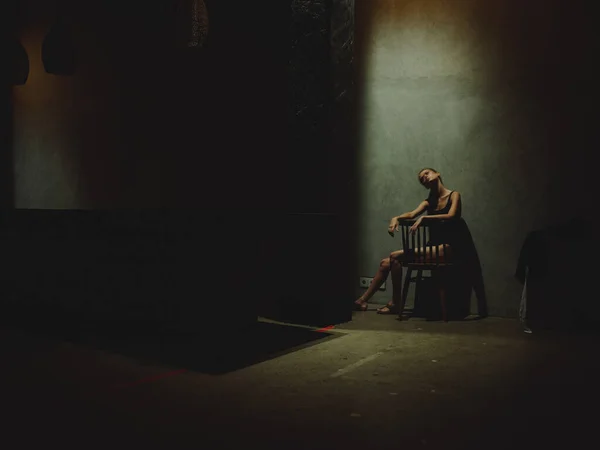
409,216,424,234
388,217,400,236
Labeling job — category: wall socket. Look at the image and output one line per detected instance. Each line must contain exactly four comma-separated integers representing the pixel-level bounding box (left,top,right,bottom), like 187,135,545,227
359,277,386,291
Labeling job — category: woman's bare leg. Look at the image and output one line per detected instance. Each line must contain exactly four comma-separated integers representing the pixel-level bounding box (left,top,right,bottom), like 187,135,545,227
377,253,404,313
376,245,450,313
355,250,406,309
354,244,450,311
354,256,394,308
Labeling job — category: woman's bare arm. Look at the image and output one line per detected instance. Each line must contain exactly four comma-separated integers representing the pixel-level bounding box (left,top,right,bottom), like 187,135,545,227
395,201,429,220
389,201,430,234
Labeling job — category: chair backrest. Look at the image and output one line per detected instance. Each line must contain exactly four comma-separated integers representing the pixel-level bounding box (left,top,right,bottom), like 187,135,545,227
397,219,452,266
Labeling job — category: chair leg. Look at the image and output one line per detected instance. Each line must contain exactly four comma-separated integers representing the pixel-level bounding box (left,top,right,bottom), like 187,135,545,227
440,287,447,322
398,268,412,320
415,269,423,306
436,270,447,322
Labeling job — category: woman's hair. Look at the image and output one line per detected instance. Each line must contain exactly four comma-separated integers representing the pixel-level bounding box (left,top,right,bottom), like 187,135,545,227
418,167,443,184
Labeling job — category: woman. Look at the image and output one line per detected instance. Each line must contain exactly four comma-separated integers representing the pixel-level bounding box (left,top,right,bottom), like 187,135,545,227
354,168,462,314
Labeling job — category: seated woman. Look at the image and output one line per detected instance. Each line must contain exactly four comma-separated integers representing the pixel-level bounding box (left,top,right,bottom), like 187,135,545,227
354,167,462,314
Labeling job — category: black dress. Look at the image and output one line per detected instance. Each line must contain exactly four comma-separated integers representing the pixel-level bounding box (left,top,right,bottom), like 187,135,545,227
426,191,457,246
426,191,455,217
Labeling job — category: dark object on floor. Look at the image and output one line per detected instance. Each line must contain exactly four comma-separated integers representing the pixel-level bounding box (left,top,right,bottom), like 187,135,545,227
11,319,340,375
516,218,599,332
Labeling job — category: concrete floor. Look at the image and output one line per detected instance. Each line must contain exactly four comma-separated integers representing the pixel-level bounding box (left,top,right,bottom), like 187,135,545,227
2,310,599,449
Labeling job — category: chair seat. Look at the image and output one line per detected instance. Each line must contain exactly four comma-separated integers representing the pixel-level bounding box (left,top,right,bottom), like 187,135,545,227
406,262,453,270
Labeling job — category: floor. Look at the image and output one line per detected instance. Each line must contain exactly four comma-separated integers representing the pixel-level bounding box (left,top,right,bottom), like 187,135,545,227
2,308,598,449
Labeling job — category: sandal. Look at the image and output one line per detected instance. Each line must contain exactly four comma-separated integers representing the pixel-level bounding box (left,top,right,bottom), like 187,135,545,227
377,302,396,315
354,302,368,311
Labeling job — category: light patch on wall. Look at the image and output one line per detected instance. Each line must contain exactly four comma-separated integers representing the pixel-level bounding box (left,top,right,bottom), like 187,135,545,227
12,27,82,208
356,0,558,314
355,0,492,306
364,0,482,81
358,0,484,191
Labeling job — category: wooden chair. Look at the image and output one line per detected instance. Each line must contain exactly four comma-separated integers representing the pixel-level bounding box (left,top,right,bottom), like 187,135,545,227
396,219,455,322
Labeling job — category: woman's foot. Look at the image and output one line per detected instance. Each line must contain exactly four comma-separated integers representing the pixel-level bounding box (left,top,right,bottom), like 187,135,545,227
377,301,396,315
354,297,368,311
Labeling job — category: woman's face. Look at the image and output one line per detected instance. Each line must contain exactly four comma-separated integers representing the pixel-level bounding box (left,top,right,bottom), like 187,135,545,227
418,169,440,187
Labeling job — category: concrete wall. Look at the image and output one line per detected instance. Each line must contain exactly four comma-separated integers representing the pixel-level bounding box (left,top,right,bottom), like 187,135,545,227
355,0,598,317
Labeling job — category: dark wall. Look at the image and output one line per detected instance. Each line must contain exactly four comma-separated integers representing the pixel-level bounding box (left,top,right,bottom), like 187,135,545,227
0,89,14,208
11,0,287,209
1,1,18,208
5,0,357,329
0,209,264,333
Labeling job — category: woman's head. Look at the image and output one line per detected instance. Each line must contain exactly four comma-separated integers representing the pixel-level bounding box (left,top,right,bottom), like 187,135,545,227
418,168,442,188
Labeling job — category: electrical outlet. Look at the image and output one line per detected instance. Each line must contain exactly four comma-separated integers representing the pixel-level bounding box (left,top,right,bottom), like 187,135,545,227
359,277,386,291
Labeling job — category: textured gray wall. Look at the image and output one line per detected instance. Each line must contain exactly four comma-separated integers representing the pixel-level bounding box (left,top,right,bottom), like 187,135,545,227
355,0,598,317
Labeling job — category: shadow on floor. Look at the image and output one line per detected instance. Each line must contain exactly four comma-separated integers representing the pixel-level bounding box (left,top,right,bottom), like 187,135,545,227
344,309,600,341
7,318,342,375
